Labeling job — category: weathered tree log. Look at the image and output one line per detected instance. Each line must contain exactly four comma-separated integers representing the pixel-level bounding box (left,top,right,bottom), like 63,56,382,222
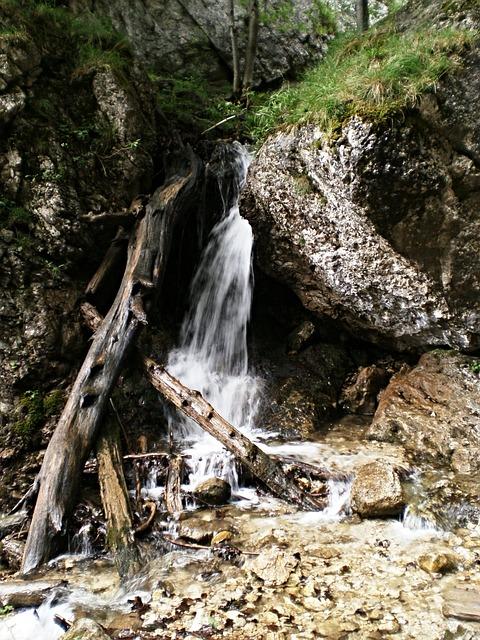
96,416,141,578
165,456,183,514
86,227,129,298
81,306,325,511
145,360,323,510
21,149,201,574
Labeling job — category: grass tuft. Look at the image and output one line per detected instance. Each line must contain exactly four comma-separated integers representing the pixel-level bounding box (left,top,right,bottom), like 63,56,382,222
250,25,477,140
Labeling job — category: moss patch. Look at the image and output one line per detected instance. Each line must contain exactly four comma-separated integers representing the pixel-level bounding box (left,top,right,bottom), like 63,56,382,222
12,388,64,445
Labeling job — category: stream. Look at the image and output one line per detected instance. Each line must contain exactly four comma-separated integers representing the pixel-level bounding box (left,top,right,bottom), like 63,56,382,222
1,143,480,640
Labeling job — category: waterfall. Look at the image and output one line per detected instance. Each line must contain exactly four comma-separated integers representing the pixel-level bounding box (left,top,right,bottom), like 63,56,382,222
166,142,261,492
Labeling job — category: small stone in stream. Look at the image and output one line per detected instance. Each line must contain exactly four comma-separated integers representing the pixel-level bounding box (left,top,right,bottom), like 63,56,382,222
60,618,111,640
249,548,300,586
417,552,459,574
211,530,233,545
351,461,404,517
193,477,231,505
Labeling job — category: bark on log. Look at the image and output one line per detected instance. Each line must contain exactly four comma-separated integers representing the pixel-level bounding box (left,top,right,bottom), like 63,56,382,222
96,417,141,578
145,360,323,510
80,306,325,511
165,456,183,514
21,149,201,574
86,227,129,298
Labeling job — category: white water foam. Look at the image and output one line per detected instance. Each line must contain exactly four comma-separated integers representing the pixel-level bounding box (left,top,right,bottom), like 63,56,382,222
166,142,261,491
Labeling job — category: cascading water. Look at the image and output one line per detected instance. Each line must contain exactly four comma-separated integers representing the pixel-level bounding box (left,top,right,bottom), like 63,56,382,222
166,142,261,492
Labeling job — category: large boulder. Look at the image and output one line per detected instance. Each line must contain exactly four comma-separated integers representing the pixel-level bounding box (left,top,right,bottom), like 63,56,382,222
350,461,404,518
243,35,480,351
367,350,480,473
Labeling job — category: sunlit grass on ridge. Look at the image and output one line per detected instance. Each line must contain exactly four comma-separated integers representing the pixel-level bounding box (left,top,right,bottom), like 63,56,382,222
251,25,477,140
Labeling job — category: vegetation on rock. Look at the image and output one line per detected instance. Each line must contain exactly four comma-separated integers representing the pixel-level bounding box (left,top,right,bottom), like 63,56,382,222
251,24,476,139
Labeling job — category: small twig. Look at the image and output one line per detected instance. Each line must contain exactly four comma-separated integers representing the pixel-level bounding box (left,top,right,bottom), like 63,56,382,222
162,534,259,556
201,114,237,135
134,500,157,535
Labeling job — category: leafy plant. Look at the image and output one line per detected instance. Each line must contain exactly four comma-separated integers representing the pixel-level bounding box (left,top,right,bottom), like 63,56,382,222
0,605,14,617
469,360,480,374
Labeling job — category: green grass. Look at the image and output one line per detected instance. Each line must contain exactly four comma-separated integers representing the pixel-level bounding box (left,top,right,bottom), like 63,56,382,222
0,1,130,76
250,25,476,140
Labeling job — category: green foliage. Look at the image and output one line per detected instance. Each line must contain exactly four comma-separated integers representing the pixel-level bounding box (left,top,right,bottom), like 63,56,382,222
155,72,245,135
0,1,130,76
250,25,476,140
0,605,14,617
469,360,480,374
12,388,64,442
0,198,32,230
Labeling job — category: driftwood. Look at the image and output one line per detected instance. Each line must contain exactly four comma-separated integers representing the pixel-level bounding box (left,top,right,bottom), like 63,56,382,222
145,360,323,510
96,417,141,578
443,586,480,622
80,305,325,511
165,456,183,514
134,501,157,536
21,149,201,574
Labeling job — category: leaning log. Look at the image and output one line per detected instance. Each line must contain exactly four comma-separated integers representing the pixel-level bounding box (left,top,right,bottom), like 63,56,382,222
80,305,325,511
96,417,141,578
21,149,201,574
145,360,323,510
85,226,129,298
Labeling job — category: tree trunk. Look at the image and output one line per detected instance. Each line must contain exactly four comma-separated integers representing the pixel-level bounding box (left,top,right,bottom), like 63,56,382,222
242,0,259,92
356,0,369,31
96,416,141,578
21,149,201,574
85,227,129,299
229,0,242,96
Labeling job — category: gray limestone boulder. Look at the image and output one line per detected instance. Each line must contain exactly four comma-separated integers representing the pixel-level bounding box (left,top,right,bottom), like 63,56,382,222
243,32,480,350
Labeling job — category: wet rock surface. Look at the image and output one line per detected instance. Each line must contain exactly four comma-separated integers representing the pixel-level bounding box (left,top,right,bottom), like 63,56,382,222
63,618,111,640
193,477,232,506
243,36,480,350
1,419,480,639
368,350,480,472
351,461,405,518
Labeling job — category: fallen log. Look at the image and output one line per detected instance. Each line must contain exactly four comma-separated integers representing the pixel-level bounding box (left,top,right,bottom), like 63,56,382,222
96,416,141,578
145,360,323,510
165,456,183,514
21,148,201,574
80,306,325,511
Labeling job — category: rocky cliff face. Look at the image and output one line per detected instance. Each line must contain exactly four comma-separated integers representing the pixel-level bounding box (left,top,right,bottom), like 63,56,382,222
73,0,331,88
0,6,158,453
244,6,480,351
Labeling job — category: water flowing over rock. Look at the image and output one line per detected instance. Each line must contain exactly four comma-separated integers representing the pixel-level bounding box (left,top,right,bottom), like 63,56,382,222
165,143,261,491
367,350,480,473
243,44,480,350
